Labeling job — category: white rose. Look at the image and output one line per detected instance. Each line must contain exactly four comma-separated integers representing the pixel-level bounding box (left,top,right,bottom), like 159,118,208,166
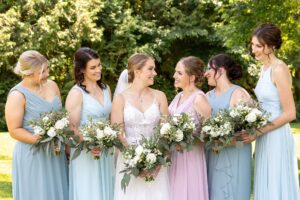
146,153,157,164
42,116,49,123
96,129,105,139
135,145,144,156
33,126,45,135
103,126,116,137
224,122,232,130
54,120,66,130
160,123,171,135
245,112,257,123
229,110,238,118
175,129,184,142
47,127,57,137
172,117,179,125
61,118,69,126
202,125,211,132
252,108,262,116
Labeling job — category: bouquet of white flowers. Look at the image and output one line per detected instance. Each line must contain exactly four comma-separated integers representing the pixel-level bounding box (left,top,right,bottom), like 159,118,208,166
121,135,170,191
30,110,75,155
157,113,197,152
228,100,269,136
72,118,124,160
200,109,235,153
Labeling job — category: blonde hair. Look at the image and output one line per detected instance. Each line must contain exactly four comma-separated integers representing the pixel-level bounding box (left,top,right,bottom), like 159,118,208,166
14,50,48,77
127,53,152,83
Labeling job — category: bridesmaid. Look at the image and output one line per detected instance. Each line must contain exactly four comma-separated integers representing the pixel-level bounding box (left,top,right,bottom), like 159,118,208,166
242,23,299,199
168,56,210,200
66,47,115,200
205,54,252,200
5,50,68,200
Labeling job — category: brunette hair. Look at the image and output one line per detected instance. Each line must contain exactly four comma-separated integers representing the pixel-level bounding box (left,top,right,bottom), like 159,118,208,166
74,47,106,93
208,54,243,81
252,23,282,50
179,56,205,85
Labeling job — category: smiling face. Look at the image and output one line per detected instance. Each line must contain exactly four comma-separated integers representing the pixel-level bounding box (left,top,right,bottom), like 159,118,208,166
135,58,157,86
173,61,191,89
251,36,274,62
204,64,219,87
83,58,102,82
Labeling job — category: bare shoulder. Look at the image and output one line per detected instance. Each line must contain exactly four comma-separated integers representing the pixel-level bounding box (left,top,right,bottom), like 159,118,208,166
272,60,290,75
46,79,60,94
151,88,166,99
232,87,250,100
67,86,82,102
194,92,208,104
7,89,25,103
113,92,126,105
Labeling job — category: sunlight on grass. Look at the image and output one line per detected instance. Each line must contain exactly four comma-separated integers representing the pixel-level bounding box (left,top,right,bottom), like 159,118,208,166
291,123,300,134
0,133,15,200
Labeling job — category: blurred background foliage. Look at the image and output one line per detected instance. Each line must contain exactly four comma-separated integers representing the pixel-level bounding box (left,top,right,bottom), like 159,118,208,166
0,0,299,130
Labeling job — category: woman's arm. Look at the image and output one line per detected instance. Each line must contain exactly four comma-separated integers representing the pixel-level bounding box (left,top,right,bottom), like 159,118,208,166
111,93,128,147
193,93,211,120
5,91,41,144
258,63,295,135
156,90,169,116
65,88,83,139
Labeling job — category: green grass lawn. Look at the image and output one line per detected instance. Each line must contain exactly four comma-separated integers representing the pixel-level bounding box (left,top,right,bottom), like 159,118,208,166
1,123,300,199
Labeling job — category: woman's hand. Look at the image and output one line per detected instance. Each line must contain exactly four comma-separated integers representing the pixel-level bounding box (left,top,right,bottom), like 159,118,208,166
91,147,101,158
239,132,257,144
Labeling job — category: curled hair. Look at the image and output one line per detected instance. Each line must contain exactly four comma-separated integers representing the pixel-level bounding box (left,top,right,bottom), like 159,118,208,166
127,53,153,83
14,50,48,77
74,47,106,93
252,23,282,50
179,56,205,85
208,54,242,81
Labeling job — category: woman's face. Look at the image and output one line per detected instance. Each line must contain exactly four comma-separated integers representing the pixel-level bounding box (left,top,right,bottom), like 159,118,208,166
251,36,273,62
31,63,49,85
204,64,219,87
83,58,102,82
173,62,190,89
136,59,157,86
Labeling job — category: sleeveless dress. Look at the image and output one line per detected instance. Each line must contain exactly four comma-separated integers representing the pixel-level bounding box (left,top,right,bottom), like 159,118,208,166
114,97,170,200
69,85,115,200
254,67,300,200
10,83,69,200
206,85,252,200
168,90,209,200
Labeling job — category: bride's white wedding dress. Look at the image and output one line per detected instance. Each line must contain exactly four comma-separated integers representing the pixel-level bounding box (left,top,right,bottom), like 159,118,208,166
114,99,170,200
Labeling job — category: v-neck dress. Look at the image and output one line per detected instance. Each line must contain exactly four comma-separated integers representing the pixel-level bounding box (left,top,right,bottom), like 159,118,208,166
168,90,209,200
10,83,69,200
69,85,115,200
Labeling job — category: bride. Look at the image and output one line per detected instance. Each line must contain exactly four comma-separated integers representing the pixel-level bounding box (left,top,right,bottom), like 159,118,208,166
111,53,170,200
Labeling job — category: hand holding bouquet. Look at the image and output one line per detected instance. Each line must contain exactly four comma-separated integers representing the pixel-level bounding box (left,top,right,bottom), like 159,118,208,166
158,113,197,152
121,135,170,191
200,110,234,153
72,118,123,160
30,110,75,155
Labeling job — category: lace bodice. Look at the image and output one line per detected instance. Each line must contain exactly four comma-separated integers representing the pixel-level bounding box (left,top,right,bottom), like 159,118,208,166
123,100,160,145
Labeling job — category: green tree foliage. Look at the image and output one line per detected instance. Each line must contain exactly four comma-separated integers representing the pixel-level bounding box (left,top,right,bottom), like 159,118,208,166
0,0,299,130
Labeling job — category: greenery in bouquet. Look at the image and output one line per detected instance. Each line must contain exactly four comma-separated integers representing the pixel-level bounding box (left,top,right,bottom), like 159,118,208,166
228,100,270,136
30,109,75,155
120,135,171,192
72,118,124,160
157,113,197,153
200,110,235,153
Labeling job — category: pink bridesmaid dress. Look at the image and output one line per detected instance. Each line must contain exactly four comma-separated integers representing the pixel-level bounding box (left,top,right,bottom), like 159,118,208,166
168,90,209,200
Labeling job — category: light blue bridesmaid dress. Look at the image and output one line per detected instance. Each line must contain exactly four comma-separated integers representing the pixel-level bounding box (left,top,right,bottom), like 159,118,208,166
206,85,252,200
254,67,299,200
11,83,69,200
69,85,115,200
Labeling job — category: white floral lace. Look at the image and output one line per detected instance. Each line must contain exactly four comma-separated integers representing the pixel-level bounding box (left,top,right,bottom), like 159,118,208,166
123,100,160,145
